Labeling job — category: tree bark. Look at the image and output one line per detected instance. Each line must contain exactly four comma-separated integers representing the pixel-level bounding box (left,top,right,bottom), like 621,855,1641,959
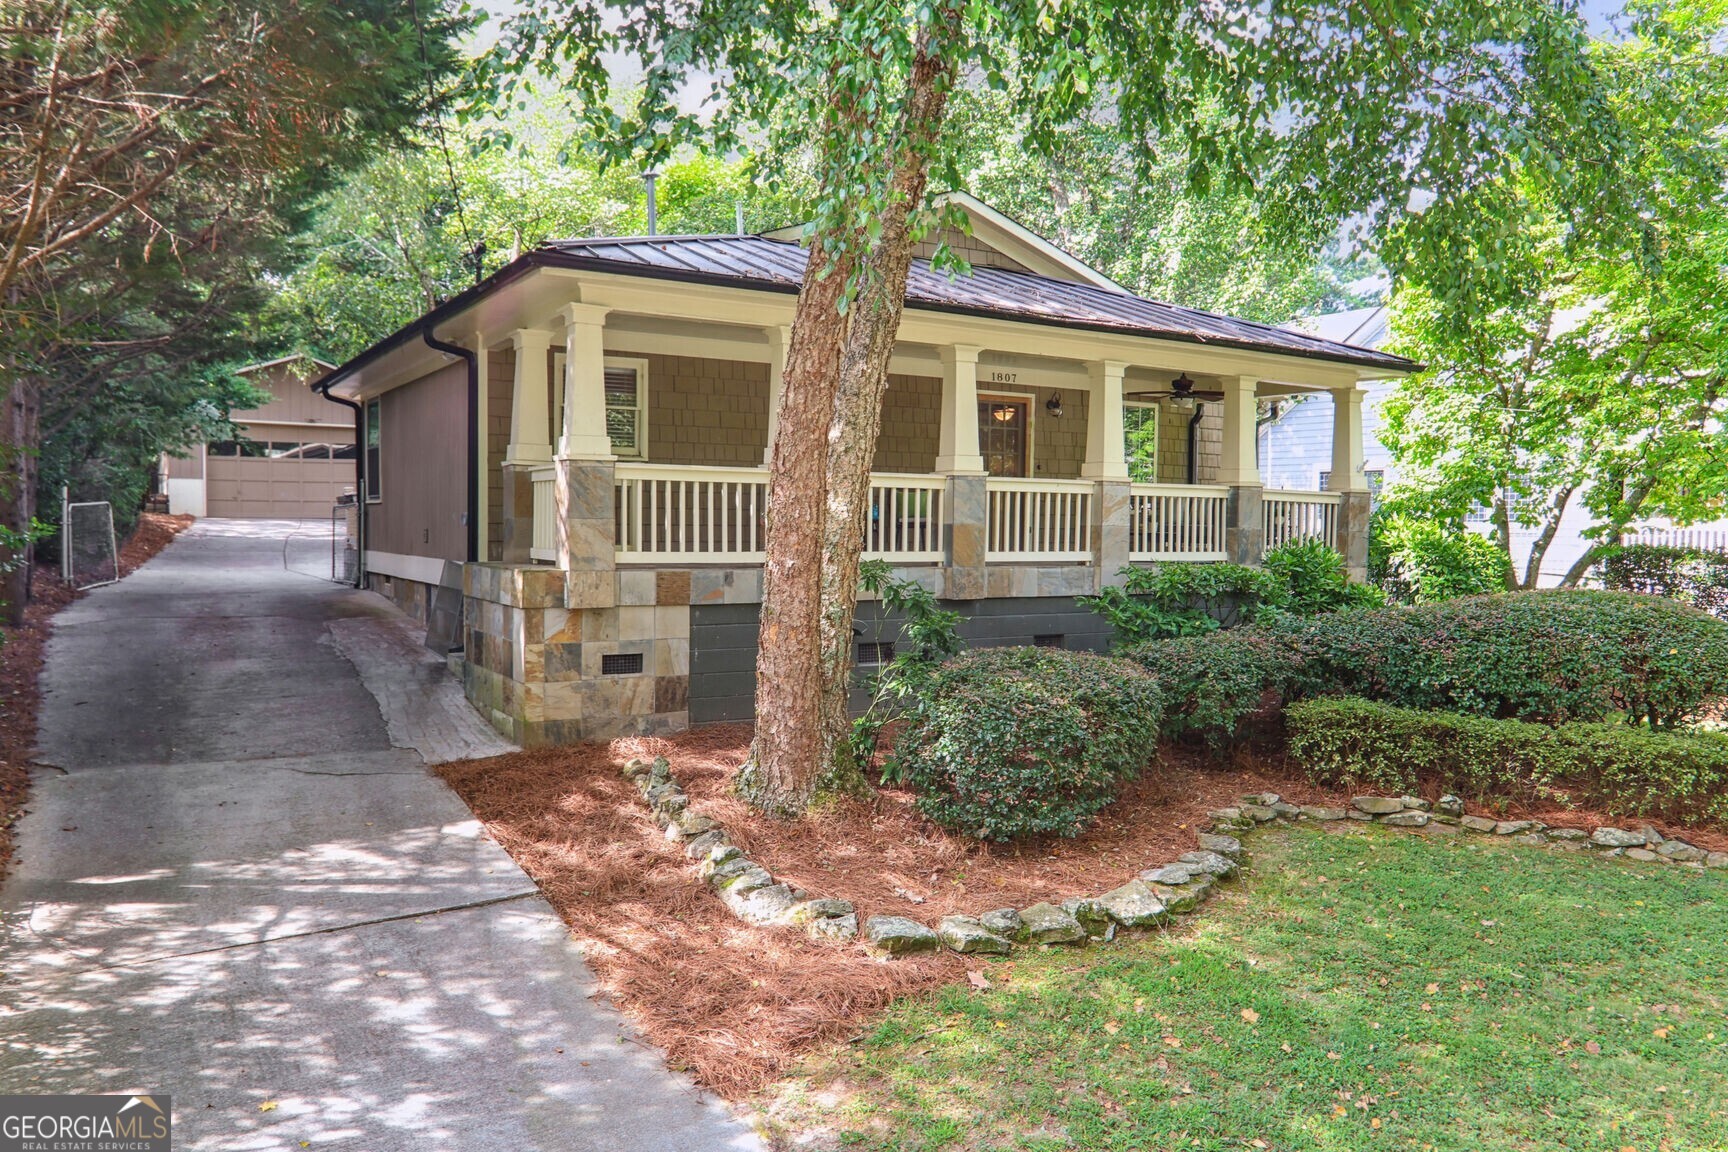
815,21,961,780
742,3,963,815
0,374,39,625
1520,484,1575,589
738,248,854,815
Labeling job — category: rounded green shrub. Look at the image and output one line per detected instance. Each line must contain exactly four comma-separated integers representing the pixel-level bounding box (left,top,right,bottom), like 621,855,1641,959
1122,630,1308,748
894,647,1162,842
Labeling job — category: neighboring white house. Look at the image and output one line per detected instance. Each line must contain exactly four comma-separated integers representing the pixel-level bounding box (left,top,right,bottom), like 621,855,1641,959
1261,306,1728,584
161,354,355,519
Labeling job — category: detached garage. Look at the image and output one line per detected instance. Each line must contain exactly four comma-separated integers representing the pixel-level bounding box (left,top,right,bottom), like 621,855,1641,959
163,355,357,519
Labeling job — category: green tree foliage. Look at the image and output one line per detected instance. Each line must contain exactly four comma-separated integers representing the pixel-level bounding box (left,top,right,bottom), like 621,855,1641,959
1369,513,1513,603
943,90,1383,322
1,0,467,611
266,101,813,360
1378,0,1728,589
489,0,1633,814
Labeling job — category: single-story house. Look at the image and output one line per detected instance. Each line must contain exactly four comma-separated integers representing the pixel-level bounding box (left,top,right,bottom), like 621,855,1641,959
162,354,355,519
312,193,1415,746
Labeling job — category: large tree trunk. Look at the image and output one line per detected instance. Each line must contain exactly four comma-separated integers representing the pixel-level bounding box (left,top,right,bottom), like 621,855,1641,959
743,4,963,815
738,251,854,815
0,374,39,625
815,32,959,779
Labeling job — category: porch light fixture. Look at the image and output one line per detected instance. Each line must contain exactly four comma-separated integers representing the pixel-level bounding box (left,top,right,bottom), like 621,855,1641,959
991,404,1018,422
1045,391,1063,418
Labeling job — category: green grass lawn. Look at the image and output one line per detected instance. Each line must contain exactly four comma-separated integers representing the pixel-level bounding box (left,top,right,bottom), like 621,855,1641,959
771,825,1728,1151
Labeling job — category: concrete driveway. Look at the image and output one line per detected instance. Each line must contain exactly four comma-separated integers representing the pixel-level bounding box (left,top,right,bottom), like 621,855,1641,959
0,520,760,1151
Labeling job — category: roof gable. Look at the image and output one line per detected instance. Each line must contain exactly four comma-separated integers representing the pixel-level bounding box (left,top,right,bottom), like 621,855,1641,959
761,192,1127,293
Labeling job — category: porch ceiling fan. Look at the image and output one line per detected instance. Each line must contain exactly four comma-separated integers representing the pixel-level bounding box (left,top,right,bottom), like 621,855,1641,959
1123,372,1226,403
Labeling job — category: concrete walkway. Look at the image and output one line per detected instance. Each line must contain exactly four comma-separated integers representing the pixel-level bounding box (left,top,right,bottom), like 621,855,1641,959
0,520,761,1151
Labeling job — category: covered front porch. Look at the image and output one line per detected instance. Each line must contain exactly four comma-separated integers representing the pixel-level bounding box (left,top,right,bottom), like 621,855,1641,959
450,288,1375,746
481,312,1370,582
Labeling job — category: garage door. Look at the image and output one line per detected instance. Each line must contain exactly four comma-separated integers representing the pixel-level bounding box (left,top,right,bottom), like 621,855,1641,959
207,446,356,518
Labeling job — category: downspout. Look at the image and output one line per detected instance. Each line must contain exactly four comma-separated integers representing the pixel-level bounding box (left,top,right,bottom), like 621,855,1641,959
315,382,365,588
421,328,480,563
1187,402,1206,486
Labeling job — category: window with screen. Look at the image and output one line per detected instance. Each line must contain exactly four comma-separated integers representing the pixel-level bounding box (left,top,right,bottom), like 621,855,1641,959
1124,403,1158,482
364,398,382,501
604,358,646,457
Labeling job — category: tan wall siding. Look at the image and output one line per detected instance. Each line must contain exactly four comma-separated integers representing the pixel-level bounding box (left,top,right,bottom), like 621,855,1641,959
237,360,350,428
1153,401,1223,484
165,450,203,479
369,361,468,561
487,346,514,562
236,419,353,446
910,226,1030,274
1035,389,1086,479
619,350,769,468
873,374,941,473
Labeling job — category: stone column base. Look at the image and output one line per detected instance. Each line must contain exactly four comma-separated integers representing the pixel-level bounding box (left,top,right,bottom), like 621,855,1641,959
1224,484,1265,566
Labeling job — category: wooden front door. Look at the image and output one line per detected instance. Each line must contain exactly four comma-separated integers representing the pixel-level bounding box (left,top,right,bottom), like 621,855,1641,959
978,395,1030,477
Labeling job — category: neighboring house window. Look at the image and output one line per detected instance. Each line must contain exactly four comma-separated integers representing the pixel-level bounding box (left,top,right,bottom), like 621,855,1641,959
1124,402,1158,483
364,398,382,501
604,357,648,458
1317,469,1331,492
1318,468,1386,496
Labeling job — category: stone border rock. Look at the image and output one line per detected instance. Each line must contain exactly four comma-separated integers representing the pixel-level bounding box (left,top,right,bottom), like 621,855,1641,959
623,756,1728,960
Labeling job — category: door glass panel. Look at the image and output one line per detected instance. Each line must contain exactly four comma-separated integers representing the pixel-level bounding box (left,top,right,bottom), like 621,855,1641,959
978,397,1028,477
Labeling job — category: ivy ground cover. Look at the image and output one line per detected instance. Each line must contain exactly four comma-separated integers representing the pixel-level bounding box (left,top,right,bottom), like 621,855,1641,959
766,825,1728,1151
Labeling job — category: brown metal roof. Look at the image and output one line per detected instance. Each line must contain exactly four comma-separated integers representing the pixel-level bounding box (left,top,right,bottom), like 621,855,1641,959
542,233,1416,374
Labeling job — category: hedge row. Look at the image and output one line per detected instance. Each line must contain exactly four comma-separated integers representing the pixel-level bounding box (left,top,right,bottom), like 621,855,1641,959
1123,589,1728,746
1287,696,1728,824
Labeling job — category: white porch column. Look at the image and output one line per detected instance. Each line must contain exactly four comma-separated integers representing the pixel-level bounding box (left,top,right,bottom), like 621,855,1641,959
1328,386,1368,491
556,302,615,460
762,324,790,465
503,329,552,466
936,343,986,475
1081,359,1129,482
1217,374,1262,486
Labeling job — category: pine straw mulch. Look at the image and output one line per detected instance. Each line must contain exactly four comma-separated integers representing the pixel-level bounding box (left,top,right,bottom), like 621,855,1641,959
438,721,1728,1098
435,727,1363,1097
0,512,193,875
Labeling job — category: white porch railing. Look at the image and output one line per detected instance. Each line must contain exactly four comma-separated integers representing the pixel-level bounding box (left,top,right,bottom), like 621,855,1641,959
611,464,948,564
529,466,558,562
615,464,770,562
1263,490,1341,551
986,477,1093,562
862,473,947,563
1129,483,1228,561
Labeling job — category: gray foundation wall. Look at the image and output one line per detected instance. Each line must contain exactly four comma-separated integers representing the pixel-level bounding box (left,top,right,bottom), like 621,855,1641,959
689,594,1117,724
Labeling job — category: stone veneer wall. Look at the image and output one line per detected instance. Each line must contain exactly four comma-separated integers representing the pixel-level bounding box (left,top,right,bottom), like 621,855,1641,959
486,346,514,562
369,572,432,626
628,350,770,468
463,562,692,746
